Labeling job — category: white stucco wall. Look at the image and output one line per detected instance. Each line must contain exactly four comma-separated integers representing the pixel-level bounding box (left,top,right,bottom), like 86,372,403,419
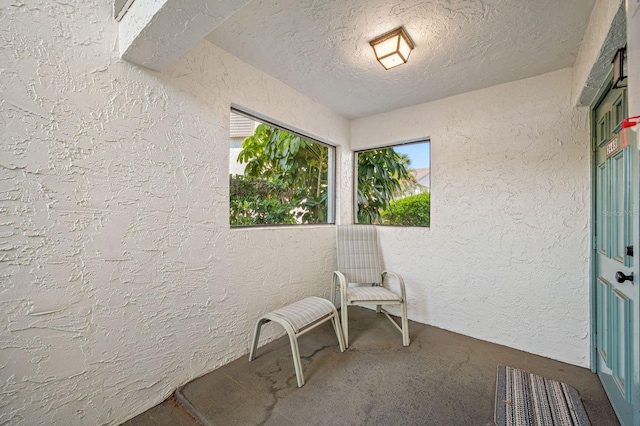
351,68,591,367
1,1,348,425
572,0,625,106
1,0,617,423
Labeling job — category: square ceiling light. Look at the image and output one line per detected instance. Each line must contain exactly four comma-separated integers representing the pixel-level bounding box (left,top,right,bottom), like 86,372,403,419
370,27,414,70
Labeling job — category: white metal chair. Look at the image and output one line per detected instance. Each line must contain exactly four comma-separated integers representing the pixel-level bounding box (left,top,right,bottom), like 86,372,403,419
331,225,409,348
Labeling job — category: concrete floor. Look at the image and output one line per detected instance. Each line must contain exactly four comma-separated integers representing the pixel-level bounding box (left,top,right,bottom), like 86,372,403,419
124,307,619,425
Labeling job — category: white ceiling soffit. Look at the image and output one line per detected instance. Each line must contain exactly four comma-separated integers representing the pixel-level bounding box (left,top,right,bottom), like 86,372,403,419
114,0,134,21
119,0,251,71
575,2,626,107
206,0,596,119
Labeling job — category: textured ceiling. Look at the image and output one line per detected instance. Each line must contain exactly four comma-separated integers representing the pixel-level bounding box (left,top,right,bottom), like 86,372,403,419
205,0,595,119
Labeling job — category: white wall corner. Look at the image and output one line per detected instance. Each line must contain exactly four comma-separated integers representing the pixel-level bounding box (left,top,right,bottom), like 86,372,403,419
350,68,592,367
572,0,626,107
118,0,250,71
336,145,355,225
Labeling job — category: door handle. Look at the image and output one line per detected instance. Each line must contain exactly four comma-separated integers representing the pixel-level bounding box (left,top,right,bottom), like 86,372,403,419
616,271,634,283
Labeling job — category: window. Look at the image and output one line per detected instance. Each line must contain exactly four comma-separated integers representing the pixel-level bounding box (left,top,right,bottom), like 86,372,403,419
355,141,430,227
229,109,335,226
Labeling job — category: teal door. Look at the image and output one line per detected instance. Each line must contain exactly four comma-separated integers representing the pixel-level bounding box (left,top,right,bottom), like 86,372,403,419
593,82,639,425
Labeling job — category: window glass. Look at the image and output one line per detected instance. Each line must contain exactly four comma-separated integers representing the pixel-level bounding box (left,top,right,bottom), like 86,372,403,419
229,110,335,226
355,141,430,227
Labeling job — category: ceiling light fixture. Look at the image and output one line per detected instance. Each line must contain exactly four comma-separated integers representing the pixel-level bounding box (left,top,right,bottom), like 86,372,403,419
370,27,414,70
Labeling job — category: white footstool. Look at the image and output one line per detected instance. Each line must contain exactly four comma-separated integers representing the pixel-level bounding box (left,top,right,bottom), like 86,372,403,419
249,296,346,387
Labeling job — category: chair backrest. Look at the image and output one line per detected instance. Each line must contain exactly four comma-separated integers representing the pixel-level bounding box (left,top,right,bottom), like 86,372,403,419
336,225,382,284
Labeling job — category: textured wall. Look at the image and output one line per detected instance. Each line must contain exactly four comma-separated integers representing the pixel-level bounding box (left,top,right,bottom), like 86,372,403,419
351,68,591,367
0,0,602,423
571,0,625,106
0,1,348,425
119,0,252,71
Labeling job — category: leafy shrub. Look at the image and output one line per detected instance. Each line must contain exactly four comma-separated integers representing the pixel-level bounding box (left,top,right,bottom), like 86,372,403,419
229,175,298,225
237,124,329,224
356,148,411,224
381,191,430,227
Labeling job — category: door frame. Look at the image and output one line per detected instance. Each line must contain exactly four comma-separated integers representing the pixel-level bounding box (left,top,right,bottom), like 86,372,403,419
590,72,640,424
590,75,613,373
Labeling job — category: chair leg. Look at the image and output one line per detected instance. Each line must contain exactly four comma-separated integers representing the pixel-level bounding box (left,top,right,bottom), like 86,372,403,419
331,315,346,352
287,331,305,387
401,301,410,346
249,318,268,361
341,304,349,349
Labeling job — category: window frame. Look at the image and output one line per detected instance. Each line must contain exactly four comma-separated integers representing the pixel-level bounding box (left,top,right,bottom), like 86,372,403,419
353,138,431,227
229,107,336,228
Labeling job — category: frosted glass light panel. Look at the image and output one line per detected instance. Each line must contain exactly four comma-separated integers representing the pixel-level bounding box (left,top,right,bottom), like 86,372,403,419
370,27,414,70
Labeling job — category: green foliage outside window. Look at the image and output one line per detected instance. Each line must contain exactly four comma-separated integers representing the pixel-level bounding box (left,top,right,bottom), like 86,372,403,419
230,123,329,226
229,175,298,225
381,191,430,227
356,148,412,224
229,116,430,228
357,142,430,227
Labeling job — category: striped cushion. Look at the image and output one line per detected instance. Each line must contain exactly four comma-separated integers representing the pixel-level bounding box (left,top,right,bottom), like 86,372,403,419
271,297,334,332
337,225,382,284
347,286,401,302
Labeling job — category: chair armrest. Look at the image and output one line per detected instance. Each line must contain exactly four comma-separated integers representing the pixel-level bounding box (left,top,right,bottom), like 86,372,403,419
382,270,407,301
333,271,347,290
332,271,348,306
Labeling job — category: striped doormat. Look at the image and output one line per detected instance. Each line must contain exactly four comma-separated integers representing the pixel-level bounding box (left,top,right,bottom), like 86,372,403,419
495,365,591,426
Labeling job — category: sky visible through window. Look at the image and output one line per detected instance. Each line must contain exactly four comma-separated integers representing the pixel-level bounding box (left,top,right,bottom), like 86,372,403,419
394,143,430,169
